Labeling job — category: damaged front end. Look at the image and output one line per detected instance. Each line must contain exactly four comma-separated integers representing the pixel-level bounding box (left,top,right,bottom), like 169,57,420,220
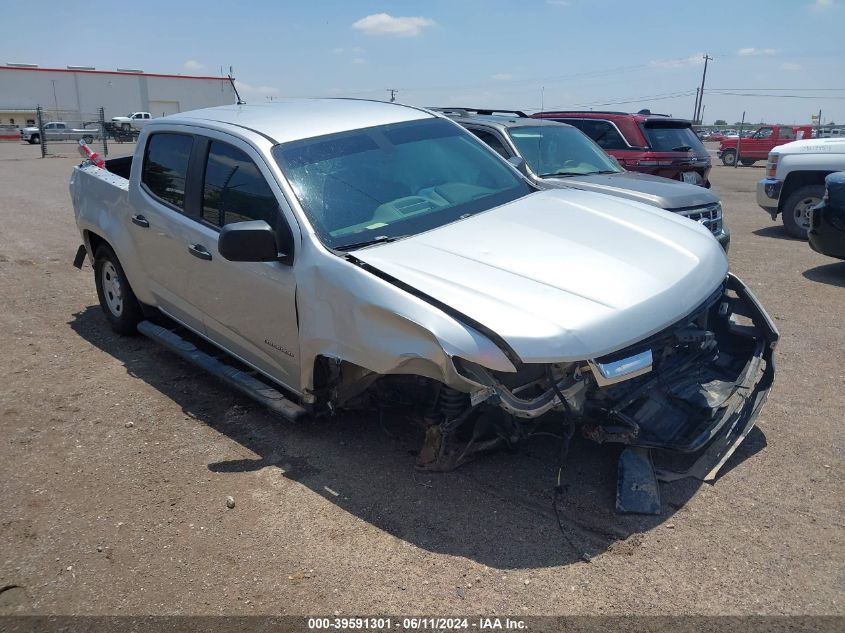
432,274,777,512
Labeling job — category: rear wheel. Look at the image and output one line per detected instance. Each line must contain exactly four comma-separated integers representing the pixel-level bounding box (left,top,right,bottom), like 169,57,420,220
94,245,143,334
82,135,94,144
782,184,824,239
721,150,737,166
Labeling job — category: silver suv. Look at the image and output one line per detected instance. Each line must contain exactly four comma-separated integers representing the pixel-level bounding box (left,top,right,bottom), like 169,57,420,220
436,108,730,250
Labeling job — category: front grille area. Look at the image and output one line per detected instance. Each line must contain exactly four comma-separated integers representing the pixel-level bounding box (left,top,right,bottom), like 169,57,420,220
678,204,722,235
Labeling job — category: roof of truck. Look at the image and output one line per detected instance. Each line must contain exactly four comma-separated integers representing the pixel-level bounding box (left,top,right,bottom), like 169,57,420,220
160,99,434,144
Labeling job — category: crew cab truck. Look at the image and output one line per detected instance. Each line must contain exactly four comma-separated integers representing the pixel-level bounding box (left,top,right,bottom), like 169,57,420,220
111,111,153,131
757,137,845,238
70,101,777,513
718,125,813,167
20,121,99,144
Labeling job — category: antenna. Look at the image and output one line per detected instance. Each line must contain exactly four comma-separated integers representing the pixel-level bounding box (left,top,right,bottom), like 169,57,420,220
228,73,245,105
388,88,398,103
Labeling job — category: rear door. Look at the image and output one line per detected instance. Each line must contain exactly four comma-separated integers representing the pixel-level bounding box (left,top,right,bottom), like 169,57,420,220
128,130,207,333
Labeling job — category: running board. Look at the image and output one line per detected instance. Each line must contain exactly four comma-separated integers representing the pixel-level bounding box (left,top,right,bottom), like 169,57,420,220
137,320,307,422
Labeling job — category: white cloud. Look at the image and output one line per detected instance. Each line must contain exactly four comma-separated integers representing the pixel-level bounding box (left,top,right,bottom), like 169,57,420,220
738,47,777,56
491,73,513,81
547,0,570,5
352,58,366,65
330,47,344,54
235,81,280,98
811,0,835,11
183,60,205,71
649,53,705,69
352,13,435,37
351,46,364,53
780,62,803,71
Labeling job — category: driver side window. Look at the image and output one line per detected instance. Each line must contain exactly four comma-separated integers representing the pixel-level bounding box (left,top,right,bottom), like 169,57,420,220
755,127,773,139
202,141,280,228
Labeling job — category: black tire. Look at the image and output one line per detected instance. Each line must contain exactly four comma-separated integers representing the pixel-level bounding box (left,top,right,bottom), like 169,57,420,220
93,245,143,335
82,135,94,144
782,184,824,239
740,159,756,166
121,123,131,131
29,134,40,144
721,150,737,166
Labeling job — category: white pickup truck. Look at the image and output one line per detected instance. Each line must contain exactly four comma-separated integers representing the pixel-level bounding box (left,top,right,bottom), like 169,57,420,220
757,137,845,238
69,101,777,512
20,121,99,144
111,111,153,131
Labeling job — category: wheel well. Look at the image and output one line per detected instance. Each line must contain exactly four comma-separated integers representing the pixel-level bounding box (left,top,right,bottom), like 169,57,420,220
84,230,107,257
780,171,832,211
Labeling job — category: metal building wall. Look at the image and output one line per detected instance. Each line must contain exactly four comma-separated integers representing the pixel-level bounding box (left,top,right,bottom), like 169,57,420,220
0,67,237,121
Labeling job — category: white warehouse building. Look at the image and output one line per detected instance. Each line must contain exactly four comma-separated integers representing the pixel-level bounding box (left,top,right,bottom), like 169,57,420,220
0,63,237,133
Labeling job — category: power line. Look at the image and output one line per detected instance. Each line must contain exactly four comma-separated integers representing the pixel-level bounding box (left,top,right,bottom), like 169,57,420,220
709,91,845,99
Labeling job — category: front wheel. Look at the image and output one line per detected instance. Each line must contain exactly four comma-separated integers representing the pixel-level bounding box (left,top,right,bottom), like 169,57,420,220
740,159,756,166
82,135,94,144
121,123,131,131
721,150,737,166
782,184,824,239
94,245,143,335
28,134,40,144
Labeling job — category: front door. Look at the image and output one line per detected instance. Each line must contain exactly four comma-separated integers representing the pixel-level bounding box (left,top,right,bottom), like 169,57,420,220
180,134,301,391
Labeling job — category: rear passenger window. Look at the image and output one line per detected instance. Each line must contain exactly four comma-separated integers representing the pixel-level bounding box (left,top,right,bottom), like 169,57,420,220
142,133,193,210
202,141,279,228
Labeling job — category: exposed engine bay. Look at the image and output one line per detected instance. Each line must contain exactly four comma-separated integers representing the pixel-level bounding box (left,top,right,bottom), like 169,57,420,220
313,274,777,513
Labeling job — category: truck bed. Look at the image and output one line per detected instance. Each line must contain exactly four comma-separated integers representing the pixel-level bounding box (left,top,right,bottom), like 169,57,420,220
69,158,133,249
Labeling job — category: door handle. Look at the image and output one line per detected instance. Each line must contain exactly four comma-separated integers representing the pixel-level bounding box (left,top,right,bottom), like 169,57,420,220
131,214,150,228
188,244,212,261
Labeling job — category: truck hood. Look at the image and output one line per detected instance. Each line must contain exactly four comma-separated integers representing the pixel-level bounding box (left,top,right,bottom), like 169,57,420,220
772,138,845,155
352,189,728,364
111,116,131,122
543,171,719,210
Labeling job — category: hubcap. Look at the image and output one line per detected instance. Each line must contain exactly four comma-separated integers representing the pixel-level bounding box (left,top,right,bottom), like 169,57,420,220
101,261,123,316
793,197,820,229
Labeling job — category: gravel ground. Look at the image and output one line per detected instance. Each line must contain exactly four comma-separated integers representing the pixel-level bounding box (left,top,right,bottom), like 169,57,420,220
0,141,842,616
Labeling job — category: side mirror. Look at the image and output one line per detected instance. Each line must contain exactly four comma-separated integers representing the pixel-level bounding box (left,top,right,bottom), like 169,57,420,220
218,220,290,263
507,156,530,177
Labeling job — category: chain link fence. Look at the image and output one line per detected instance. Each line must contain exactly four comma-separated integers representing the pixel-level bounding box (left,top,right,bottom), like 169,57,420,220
29,105,141,158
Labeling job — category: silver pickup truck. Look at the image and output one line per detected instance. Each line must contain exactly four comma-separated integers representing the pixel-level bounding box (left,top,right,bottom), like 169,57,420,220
69,100,777,512
21,121,100,144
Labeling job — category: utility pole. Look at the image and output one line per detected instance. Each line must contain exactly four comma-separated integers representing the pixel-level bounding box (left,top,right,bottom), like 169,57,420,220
693,87,700,123
694,54,712,124
388,88,398,103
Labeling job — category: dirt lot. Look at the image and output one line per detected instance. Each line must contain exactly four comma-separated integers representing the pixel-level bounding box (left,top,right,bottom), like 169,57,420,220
0,140,842,617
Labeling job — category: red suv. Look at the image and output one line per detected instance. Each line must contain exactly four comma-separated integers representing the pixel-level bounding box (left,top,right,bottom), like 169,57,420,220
531,110,712,187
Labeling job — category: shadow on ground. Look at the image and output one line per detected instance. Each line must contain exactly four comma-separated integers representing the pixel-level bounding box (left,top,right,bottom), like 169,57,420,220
69,305,765,569
803,261,845,287
752,225,804,241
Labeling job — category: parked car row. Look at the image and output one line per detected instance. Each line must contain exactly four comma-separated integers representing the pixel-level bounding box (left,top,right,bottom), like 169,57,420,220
20,121,101,144
69,99,777,513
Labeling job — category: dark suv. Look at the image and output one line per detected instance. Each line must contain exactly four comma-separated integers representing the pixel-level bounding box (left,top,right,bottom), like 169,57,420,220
531,110,712,187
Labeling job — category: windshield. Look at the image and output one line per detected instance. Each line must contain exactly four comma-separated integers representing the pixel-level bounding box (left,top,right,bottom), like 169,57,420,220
273,118,531,249
507,125,621,177
641,124,706,152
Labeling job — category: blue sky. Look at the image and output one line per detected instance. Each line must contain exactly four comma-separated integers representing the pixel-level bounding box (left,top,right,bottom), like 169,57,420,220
2,0,843,124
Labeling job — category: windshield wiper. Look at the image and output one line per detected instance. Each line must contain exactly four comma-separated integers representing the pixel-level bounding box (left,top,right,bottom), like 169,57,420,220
671,145,692,152
335,235,405,251
540,170,580,177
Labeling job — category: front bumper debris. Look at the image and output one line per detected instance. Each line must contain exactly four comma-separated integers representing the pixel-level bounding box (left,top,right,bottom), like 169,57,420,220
444,274,778,512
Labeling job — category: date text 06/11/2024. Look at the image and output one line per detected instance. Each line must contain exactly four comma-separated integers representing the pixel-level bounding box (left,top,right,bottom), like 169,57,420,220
307,617,528,630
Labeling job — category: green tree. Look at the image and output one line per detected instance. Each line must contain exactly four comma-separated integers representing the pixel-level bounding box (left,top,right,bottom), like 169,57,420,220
713,119,727,126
